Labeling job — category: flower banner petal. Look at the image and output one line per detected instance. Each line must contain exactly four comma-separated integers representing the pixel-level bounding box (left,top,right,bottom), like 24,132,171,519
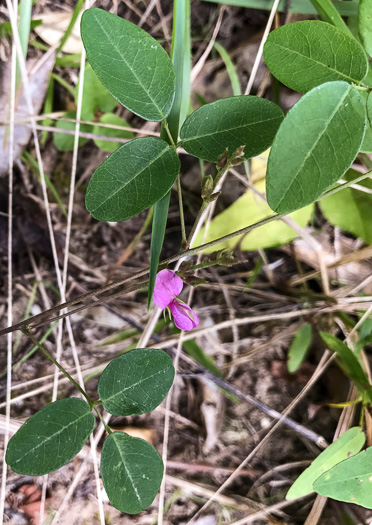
153,270,184,309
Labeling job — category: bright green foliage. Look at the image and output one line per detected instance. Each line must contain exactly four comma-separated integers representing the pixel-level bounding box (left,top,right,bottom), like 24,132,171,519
81,8,175,121
319,170,372,244
54,111,92,151
310,0,350,32
195,179,313,251
93,113,134,153
313,446,372,508
359,0,372,58
85,137,180,221
100,432,164,514
287,323,312,373
287,427,365,500
78,64,117,120
201,0,358,16
6,399,94,475
263,21,368,93
98,348,175,416
266,82,366,214
320,332,370,390
180,96,283,162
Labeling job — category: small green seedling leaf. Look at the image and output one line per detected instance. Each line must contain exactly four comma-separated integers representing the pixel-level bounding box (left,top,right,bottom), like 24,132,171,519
179,95,283,162
313,446,372,508
93,113,134,152
85,137,180,222
266,82,366,214
263,21,368,94
6,398,95,475
359,0,372,58
54,111,92,151
287,323,312,373
101,432,163,514
78,64,117,120
98,348,175,416
319,169,372,244
81,8,175,121
286,427,365,500
320,332,370,390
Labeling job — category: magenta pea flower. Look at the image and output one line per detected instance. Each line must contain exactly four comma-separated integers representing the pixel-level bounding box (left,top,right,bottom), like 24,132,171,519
153,269,199,331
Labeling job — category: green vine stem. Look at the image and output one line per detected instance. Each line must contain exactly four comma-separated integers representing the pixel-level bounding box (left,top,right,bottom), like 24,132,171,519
21,327,95,408
0,169,369,338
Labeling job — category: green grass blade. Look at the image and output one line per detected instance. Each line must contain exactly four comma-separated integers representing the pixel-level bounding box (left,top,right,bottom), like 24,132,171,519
148,0,191,308
201,0,358,16
310,0,351,33
57,0,85,54
214,41,241,96
16,0,32,89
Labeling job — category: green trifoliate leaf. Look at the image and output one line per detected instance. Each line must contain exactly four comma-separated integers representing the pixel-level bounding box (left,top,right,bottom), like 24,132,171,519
179,95,283,162
85,137,180,222
6,398,95,475
313,446,372,508
81,8,175,121
266,82,366,214
98,348,175,416
101,432,163,514
263,21,368,93
359,0,372,58
287,427,365,500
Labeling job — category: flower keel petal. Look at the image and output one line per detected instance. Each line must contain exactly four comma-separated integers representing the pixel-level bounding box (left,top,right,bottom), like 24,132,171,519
169,300,199,331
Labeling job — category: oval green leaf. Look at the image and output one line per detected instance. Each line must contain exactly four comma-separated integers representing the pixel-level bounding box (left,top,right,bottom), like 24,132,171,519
287,427,365,500
266,82,366,214
319,169,372,244
54,111,92,152
313,446,372,508
81,8,175,121
263,20,368,93
287,323,312,374
6,398,95,475
359,0,372,58
101,432,164,514
93,113,134,153
98,348,175,416
85,137,180,222
179,95,283,162
320,332,370,389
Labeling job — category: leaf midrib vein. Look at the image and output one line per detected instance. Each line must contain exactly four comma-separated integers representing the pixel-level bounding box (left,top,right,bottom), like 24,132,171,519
113,436,142,505
13,412,90,465
271,42,359,84
103,368,167,404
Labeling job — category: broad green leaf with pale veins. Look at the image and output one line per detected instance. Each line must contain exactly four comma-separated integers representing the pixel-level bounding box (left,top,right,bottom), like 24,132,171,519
359,0,372,58
81,8,175,121
287,427,365,500
6,398,95,475
98,348,175,416
180,96,283,162
101,432,163,514
266,82,366,214
319,170,372,244
85,137,180,221
263,21,368,93
314,446,372,508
